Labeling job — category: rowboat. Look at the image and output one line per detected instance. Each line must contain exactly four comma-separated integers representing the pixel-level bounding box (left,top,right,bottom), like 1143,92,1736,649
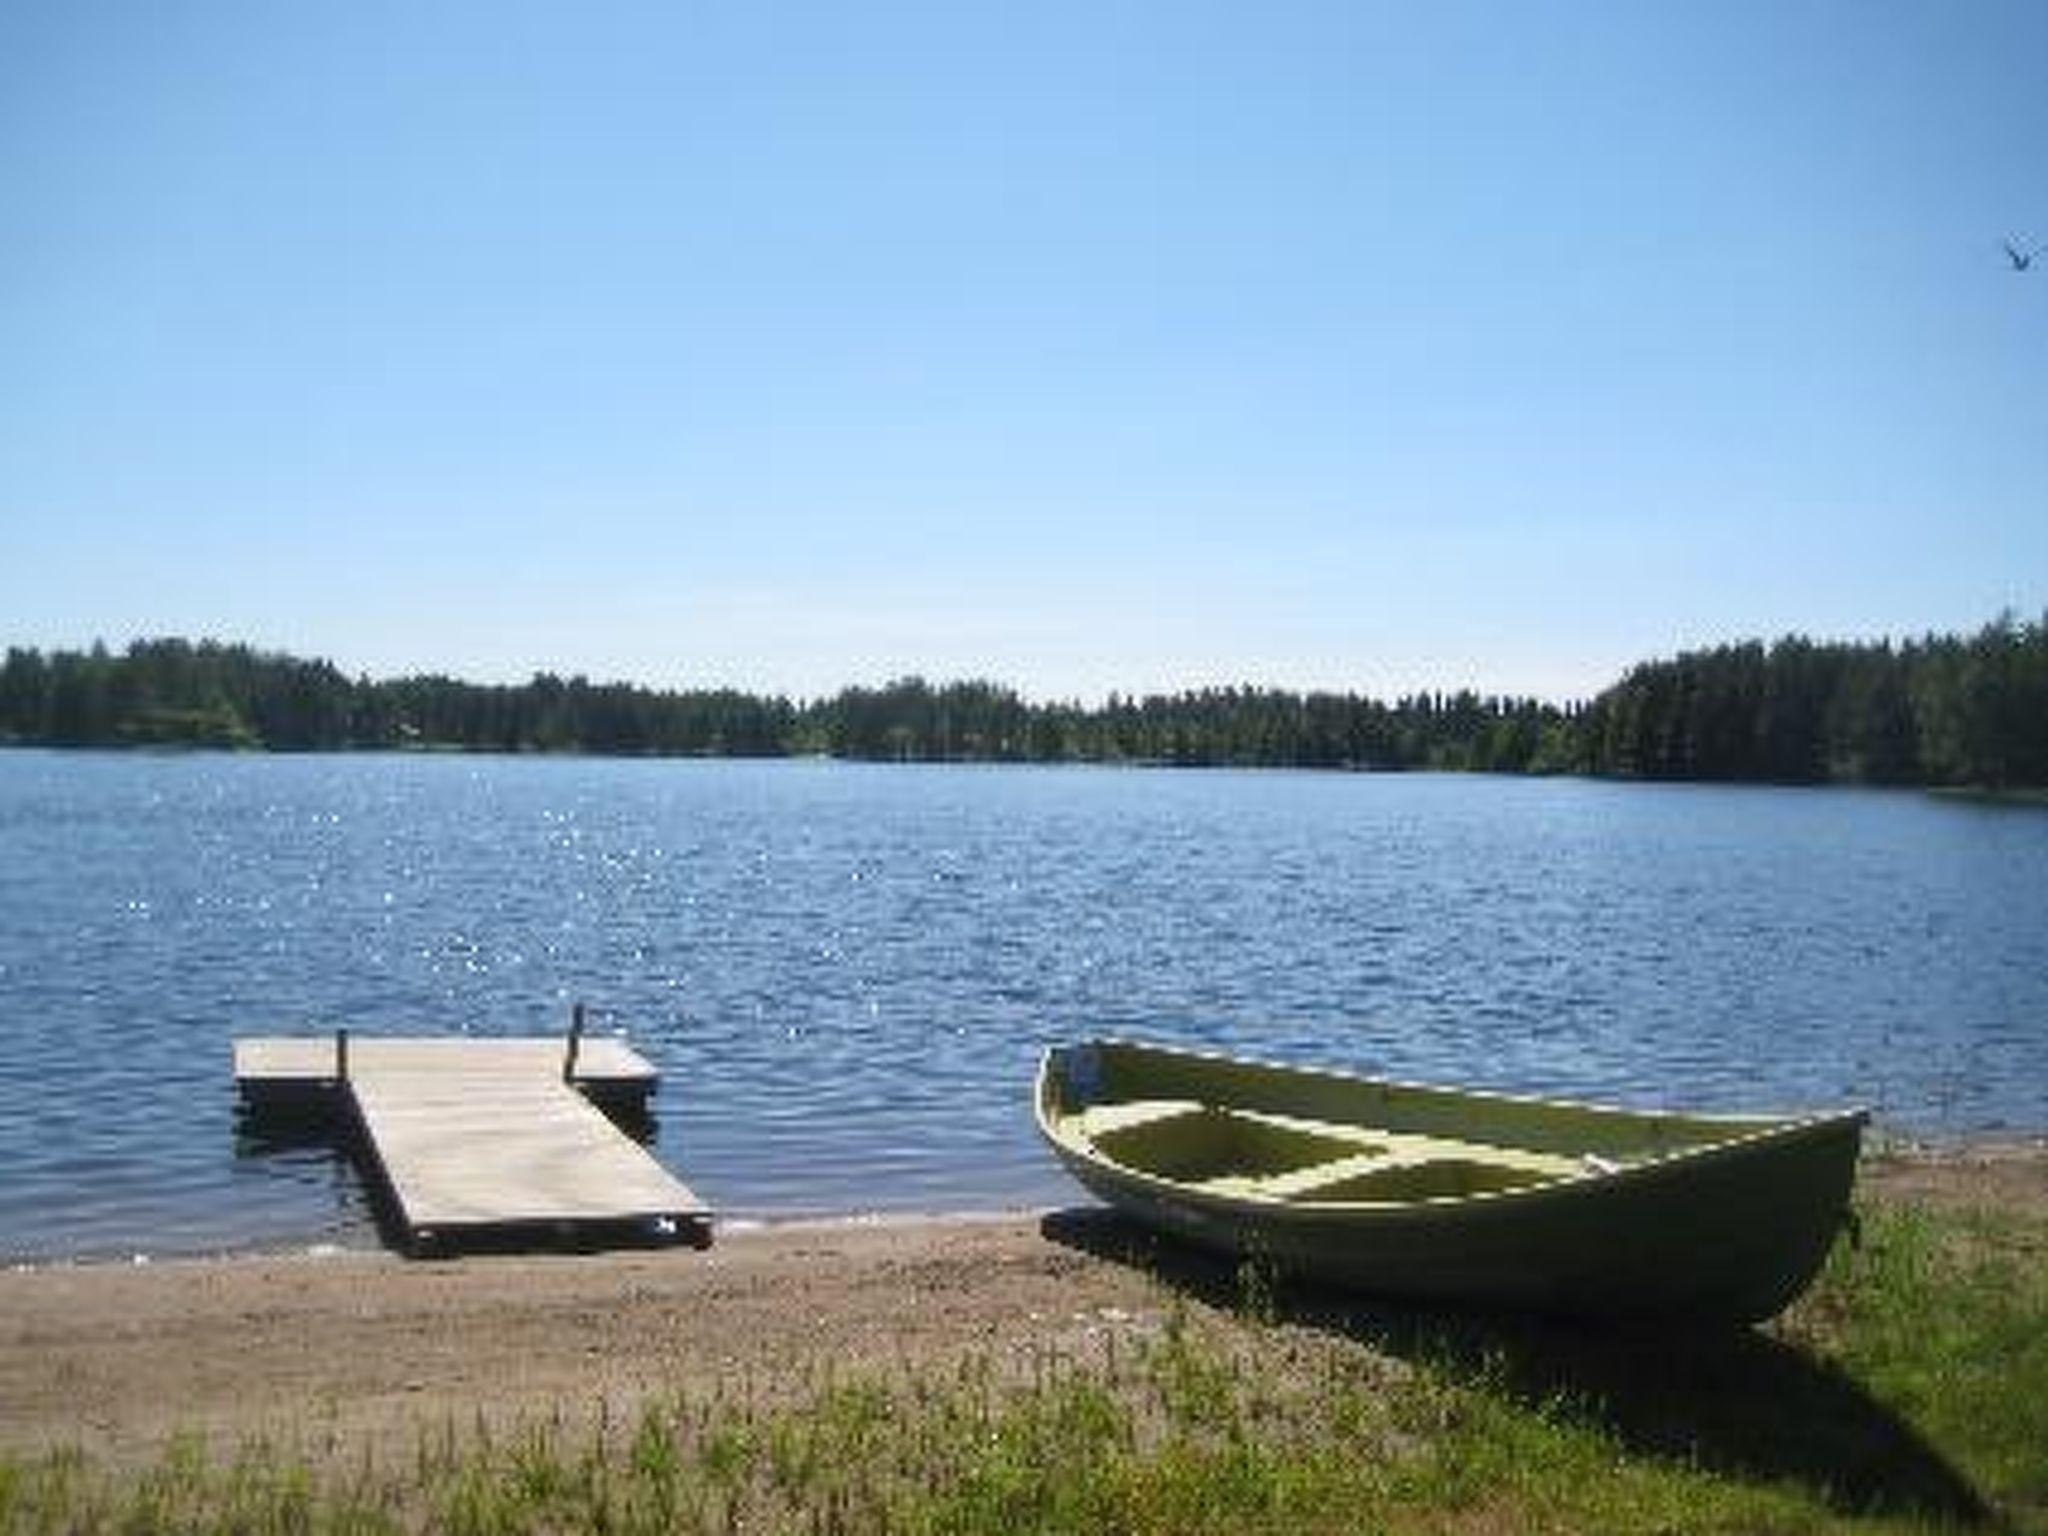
1035,1039,1868,1323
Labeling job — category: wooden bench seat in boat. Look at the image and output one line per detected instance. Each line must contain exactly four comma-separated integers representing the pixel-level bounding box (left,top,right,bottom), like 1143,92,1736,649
1079,1098,1588,1203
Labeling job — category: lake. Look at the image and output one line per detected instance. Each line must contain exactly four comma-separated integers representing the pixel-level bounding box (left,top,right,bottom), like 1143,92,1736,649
1,751,2043,1261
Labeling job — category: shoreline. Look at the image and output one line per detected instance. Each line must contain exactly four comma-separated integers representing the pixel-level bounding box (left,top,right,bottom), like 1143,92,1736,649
9,1133,2044,1276
2,1203,1049,1276
3,1144,2043,1467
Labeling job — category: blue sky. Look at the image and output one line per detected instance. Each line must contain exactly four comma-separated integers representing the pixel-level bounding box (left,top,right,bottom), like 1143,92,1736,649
4,2,2044,702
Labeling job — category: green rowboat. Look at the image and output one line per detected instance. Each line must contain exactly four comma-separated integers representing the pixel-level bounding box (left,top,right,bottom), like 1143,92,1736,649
1036,1039,1867,1323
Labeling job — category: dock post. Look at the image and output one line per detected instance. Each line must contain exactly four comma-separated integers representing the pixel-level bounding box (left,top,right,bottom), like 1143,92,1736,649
335,1026,350,1084
564,1002,585,1083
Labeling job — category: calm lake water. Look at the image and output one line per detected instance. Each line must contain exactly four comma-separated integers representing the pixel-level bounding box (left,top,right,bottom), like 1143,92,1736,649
2,751,2044,1260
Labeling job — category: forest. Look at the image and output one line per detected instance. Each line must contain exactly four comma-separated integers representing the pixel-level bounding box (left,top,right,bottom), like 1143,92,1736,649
1,611,2044,789
1576,613,2048,789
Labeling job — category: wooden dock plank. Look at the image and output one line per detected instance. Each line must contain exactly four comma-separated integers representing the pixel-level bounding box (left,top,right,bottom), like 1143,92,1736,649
349,1071,703,1231
233,1035,658,1091
232,1034,706,1247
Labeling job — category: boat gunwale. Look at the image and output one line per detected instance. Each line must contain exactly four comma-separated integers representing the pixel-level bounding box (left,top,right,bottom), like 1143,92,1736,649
1035,1038,1871,1222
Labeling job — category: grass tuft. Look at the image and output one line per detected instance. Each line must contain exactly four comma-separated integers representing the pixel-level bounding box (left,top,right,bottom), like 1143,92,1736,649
1,1200,2042,1534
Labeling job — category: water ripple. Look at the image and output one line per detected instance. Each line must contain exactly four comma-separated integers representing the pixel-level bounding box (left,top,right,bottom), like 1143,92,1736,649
2,754,2046,1258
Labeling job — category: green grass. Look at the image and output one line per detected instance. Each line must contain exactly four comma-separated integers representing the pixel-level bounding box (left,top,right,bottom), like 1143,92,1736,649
3,1200,2043,1534
1789,1203,2048,1518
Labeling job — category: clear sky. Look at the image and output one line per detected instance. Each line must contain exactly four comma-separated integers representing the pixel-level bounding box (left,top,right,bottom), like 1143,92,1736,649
4,3,2044,703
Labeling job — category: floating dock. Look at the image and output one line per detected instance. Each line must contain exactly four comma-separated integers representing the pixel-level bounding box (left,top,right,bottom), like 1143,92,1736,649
234,1029,710,1254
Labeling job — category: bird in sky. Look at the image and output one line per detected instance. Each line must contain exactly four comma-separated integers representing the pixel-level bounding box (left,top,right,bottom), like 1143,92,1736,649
2003,238,2035,272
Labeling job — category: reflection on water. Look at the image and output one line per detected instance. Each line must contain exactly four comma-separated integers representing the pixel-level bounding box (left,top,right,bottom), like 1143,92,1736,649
1,752,2045,1259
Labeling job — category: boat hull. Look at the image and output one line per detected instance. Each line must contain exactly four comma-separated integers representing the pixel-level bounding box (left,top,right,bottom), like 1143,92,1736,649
1037,1040,1867,1324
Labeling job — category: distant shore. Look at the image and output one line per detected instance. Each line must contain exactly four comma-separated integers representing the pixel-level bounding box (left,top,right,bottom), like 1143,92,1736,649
3,1142,2040,1468
8,611,2047,786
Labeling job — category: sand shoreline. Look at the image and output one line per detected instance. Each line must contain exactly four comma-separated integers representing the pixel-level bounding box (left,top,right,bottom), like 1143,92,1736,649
10,1132,2042,1276
1,1210,1162,1467
3,1204,1051,1277
3,1146,2041,1467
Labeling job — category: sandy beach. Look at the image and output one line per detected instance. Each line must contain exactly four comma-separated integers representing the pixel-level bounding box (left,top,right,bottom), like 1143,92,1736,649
3,1144,2042,1467
0,1214,1171,1466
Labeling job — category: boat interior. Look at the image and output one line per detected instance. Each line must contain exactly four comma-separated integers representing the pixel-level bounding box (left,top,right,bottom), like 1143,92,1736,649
1044,1042,1787,1207
1071,1098,1600,1204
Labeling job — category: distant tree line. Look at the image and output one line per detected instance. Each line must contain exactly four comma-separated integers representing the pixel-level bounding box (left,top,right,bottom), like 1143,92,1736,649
1575,613,2048,789
812,677,1572,772
0,641,797,758
0,639,1562,771
1,612,2043,788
